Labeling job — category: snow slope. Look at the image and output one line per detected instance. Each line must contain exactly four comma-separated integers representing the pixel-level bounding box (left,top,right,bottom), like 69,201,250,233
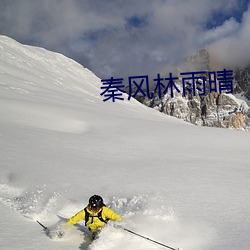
0,36,250,250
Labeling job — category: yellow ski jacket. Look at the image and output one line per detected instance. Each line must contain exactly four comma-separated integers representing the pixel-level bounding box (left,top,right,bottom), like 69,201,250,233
67,206,121,233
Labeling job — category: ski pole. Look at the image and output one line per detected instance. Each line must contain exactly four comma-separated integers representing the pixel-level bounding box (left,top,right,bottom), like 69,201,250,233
37,220,48,231
122,227,180,250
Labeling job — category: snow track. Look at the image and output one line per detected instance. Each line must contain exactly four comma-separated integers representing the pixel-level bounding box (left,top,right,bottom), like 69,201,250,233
0,180,64,221
0,181,210,250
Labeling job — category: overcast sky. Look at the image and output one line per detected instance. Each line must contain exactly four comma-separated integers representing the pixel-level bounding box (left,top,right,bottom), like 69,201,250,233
0,0,249,80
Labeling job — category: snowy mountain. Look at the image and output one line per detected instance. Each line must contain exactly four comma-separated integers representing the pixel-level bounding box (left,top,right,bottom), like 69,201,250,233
235,65,250,101
132,49,250,130
0,36,250,250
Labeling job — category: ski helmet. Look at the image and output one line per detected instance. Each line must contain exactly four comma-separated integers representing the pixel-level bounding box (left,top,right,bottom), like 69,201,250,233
89,195,104,210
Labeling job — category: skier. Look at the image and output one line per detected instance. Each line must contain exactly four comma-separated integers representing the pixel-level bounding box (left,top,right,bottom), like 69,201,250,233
66,194,122,239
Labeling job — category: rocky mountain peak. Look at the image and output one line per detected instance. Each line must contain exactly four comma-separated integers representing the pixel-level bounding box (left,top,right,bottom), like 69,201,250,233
127,48,250,130
177,48,210,73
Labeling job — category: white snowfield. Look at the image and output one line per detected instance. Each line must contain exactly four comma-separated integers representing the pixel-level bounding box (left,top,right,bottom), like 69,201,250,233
0,35,249,250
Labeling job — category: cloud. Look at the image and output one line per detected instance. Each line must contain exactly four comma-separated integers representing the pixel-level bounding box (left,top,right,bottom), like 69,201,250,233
208,3,250,69
0,0,249,81
201,18,240,45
